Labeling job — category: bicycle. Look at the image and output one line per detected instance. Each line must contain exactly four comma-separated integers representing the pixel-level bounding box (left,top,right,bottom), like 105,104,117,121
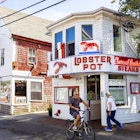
65,109,95,140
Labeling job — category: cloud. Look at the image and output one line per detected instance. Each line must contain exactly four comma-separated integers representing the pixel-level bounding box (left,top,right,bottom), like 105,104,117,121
31,9,69,21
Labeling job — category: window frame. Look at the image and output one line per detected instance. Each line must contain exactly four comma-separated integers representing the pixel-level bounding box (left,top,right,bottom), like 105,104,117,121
0,48,4,66
0,80,11,103
55,31,63,59
113,25,122,52
130,82,140,94
108,74,127,106
66,27,75,56
54,86,79,104
109,86,126,105
28,48,36,64
15,80,26,97
81,24,93,41
30,81,43,101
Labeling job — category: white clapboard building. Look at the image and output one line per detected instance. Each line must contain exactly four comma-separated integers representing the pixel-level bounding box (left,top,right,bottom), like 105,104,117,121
47,7,140,126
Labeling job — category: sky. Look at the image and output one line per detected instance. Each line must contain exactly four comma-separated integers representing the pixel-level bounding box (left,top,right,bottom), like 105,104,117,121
0,0,119,21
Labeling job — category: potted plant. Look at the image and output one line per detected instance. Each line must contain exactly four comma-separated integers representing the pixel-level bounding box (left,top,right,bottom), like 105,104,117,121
47,104,52,117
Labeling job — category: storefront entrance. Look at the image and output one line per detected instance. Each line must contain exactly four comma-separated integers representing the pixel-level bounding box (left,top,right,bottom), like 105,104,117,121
87,75,101,120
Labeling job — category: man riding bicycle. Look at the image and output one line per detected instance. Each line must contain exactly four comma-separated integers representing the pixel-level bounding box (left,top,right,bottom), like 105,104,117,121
69,89,90,131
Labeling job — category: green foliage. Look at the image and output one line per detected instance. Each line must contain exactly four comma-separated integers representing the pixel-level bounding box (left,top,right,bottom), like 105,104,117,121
47,104,52,111
111,0,140,19
133,33,140,53
111,0,140,55
47,104,52,117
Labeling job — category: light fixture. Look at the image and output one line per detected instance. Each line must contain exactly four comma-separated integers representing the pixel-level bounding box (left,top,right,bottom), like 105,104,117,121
88,74,90,77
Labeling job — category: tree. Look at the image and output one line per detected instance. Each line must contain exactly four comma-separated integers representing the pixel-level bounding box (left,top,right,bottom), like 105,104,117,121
111,0,140,19
111,0,140,56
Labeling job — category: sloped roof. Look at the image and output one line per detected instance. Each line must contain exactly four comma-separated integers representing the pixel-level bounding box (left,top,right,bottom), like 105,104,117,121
47,7,140,30
0,6,53,42
47,7,116,30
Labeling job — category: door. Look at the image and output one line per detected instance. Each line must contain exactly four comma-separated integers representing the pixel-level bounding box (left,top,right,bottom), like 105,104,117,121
87,75,101,120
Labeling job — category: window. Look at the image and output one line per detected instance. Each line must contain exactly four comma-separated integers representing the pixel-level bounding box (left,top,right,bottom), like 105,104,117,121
55,88,68,103
15,80,26,96
82,25,93,41
109,75,123,79
109,74,126,105
0,80,11,103
0,48,4,66
15,80,26,104
54,86,79,104
31,82,42,101
113,25,122,52
109,86,126,105
28,48,36,64
137,43,140,54
130,82,140,94
66,27,75,56
55,31,62,59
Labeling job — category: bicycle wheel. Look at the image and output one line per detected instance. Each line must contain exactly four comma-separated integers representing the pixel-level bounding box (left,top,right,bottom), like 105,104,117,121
84,125,95,140
65,120,75,139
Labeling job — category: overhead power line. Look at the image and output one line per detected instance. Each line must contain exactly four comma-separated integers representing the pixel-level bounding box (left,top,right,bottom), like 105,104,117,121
0,0,7,5
0,0,46,19
0,0,68,28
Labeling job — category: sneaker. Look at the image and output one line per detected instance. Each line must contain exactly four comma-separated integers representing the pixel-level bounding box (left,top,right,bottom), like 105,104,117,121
73,126,78,131
78,132,82,138
119,123,123,129
105,128,112,132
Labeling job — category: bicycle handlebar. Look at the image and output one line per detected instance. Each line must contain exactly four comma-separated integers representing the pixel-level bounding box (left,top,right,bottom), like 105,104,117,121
79,109,90,114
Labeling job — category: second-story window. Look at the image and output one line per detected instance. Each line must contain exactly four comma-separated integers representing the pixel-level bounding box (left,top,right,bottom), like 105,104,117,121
82,25,93,41
66,27,75,56
0,48,4,66
28,48,36,64
113,25,122,52
55,31,62,59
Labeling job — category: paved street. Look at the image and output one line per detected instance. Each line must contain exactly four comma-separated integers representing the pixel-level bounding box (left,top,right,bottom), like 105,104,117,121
0,113,140,140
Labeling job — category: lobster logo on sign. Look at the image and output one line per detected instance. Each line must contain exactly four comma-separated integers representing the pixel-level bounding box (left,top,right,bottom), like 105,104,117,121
53,61,72,79
53,61,67,74
79,40,100,54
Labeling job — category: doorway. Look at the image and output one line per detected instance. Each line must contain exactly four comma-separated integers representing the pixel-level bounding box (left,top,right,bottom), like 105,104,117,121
87,75,101,120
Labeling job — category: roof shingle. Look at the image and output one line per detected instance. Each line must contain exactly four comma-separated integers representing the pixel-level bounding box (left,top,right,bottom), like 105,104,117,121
0,6,53,42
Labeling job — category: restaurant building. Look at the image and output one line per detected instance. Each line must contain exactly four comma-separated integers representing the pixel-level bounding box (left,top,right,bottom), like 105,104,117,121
47,7,140,125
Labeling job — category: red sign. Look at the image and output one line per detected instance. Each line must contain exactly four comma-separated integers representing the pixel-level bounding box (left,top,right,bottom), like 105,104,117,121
74,56,112,70
115,56,140,73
